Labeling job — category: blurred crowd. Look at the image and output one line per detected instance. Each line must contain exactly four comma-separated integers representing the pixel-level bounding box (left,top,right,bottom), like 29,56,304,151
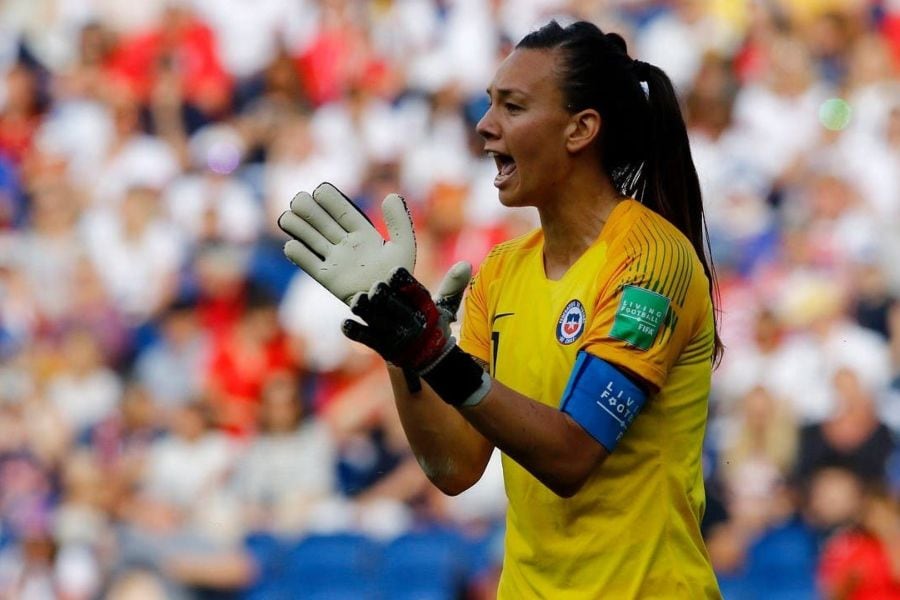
0,0,899,598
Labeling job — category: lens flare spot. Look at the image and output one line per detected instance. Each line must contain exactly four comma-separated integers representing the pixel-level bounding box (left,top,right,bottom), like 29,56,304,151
818,98,852,131
207,141,241,175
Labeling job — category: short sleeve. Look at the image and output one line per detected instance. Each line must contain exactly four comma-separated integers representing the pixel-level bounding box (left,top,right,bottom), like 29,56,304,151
582,220,709,390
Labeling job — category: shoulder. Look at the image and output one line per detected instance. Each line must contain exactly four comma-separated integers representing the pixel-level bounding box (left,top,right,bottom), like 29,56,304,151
475,228,541,279
607,201,705,306
609,200,697,262
484,227,541,262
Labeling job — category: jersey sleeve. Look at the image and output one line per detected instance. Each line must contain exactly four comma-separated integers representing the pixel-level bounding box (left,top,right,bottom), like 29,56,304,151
581,219,709,391
458,259,492,365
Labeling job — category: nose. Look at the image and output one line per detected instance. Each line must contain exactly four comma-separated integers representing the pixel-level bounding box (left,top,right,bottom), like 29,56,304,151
475,105,498,141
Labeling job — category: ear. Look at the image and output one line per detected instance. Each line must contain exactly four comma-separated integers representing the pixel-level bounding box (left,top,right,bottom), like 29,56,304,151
564,109,601,154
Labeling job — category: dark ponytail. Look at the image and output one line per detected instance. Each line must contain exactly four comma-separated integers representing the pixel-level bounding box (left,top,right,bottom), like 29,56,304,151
518,21,723,364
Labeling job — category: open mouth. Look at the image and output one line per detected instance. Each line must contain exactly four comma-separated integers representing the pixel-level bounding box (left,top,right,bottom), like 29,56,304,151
489,151,517,188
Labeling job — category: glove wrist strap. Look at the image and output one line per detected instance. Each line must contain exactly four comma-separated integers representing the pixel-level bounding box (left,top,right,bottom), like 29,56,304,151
421,345,491,407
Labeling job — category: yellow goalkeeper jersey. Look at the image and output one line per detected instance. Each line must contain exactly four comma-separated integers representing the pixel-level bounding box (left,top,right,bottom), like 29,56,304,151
459,199,721,599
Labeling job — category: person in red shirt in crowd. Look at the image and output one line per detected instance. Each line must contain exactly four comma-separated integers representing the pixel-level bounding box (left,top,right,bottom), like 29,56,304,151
883,8,900,69
105,3,231,121
204,284,298,436
819,489,900,599
0,64,44,166
294,0,390,106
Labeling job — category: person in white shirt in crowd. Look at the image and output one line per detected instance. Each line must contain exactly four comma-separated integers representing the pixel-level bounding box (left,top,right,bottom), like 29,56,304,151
190,0,317,86
46,327,122,436
229,371,337,533
263,111,354,228
86,86,180,209
134,298,211,413
730,33,831,185
82,184,185,321
774,276,892,423
137,400,236,539
635,0,741,93
163,123,263,246
12,178,84,325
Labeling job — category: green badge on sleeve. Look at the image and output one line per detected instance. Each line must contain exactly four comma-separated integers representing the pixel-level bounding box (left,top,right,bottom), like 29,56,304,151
609,285,671,350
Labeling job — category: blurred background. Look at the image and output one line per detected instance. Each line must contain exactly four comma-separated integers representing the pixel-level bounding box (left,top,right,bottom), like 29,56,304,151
0,0,898,598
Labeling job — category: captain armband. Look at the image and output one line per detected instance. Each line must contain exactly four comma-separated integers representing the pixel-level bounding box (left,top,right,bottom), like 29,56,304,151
558,351,648,452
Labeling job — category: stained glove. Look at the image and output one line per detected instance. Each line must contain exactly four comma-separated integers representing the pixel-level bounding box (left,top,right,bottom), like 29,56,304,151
278,182,416,304
342,264,490,407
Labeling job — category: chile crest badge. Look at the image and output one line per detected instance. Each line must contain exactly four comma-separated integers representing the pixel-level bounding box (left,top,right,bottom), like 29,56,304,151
557,299,586,345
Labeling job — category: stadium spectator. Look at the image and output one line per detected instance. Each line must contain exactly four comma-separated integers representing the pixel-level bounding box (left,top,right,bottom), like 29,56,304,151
818,487,900,599
718,386,798,530
14,177,84,325
85,86,180,208
164,123,262,246
204,284,296,436
0,64,43,166
138,401,234,513
46,327,122,436
105,3,231,126
83,184,185,321
795,366,896,485
134,298,210,413
229,371,337,533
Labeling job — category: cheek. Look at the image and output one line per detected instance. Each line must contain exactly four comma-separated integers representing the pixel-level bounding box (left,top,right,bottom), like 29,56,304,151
521,137,568,183
522,119,568,166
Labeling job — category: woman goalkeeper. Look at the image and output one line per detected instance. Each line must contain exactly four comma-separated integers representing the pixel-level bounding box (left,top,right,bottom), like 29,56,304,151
281,19,723,599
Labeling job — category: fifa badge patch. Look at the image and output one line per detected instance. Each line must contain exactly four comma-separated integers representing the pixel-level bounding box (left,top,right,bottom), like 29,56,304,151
556,300,586,345
609,285,670,351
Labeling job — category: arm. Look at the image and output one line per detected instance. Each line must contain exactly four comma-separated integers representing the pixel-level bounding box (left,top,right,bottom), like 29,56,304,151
388,363,494,496
162,550,257,589
386,351,607,498
457,377,606,498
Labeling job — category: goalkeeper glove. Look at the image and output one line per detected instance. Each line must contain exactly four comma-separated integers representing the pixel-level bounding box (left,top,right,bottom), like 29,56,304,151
342,266,491,407
278,182,416,305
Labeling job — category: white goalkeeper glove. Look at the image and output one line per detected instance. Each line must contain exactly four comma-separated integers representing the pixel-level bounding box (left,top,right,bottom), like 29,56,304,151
278,182,416,305
434,261,472,324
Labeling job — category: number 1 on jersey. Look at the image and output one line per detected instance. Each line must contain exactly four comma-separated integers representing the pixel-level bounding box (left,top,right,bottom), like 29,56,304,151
491,331,500,375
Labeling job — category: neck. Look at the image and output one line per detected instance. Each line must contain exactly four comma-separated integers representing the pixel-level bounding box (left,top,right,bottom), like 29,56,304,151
538,171,623,280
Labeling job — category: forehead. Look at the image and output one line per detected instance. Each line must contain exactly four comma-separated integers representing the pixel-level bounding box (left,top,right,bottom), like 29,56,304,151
488,48,563,98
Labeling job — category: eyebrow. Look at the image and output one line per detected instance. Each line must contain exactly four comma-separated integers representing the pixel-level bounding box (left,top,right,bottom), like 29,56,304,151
486,87,528,99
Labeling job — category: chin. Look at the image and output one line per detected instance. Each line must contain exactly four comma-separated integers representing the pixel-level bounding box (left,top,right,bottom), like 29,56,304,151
497,185,530,208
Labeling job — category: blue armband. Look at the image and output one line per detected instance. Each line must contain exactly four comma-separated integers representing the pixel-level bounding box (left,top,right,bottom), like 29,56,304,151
559,352,647,452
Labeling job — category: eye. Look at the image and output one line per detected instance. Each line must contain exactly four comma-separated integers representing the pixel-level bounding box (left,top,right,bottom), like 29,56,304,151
504,102,522,113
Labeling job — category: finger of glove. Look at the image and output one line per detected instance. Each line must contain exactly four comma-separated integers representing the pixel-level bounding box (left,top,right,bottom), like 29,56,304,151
348,291,373,320
434,261,471,318
283,239,325,274
381,194,416,269
350,289,404,327
386,266,433,310
341,319,382,351
290,190,346,245
313,182,375,236
369,281,425,327
278,211,331,259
